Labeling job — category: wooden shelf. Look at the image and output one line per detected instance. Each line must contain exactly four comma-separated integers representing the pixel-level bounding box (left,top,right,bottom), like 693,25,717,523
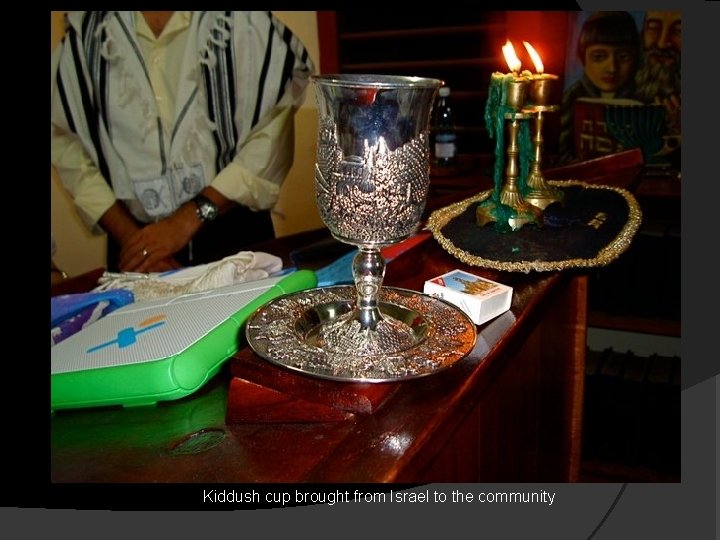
340,58,495,72
588,311,680,338
635,171,682,200
339,23,507,41
341,57,497,72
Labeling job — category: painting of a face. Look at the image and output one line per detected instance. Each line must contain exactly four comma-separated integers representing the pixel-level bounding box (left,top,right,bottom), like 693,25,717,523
584,44,636,94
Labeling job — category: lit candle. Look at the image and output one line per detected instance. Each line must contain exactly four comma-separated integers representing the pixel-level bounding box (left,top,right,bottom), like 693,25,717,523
500,40,530,109
484,41,531,198
502,41,521,75
523,41,558,106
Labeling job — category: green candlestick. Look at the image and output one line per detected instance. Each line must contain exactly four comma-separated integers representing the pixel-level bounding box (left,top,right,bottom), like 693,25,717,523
477,72,538,231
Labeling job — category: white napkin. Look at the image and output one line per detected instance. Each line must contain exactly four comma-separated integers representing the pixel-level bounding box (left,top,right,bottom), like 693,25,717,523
93,251,283,302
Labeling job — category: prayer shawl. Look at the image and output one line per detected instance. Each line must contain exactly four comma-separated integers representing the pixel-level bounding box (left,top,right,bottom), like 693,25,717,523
52,11,313,222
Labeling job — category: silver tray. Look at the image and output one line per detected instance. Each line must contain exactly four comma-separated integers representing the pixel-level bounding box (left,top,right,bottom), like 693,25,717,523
245,286,477,383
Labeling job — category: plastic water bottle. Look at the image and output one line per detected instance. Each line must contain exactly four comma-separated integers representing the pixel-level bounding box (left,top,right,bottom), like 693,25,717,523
433,86,457,167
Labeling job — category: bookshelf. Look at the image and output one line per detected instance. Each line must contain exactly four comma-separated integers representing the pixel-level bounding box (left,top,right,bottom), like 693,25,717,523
588,312,680,337
587,171,681,338
317,11,570,162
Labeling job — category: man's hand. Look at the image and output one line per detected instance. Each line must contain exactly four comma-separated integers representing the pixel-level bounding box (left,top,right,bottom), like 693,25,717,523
105,187,232,273
119,205,199,272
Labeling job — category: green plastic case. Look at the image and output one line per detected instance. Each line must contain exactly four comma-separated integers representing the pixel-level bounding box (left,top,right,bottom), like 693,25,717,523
51,270,317,411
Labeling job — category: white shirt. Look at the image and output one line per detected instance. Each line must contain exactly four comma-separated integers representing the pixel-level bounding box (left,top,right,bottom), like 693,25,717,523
51,11,313,229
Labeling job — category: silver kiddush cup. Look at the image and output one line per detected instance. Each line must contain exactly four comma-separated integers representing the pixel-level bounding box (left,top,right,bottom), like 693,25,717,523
312,74,442,359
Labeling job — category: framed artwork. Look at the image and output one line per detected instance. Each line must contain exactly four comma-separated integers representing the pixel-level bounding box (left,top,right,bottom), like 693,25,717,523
558,11,681,167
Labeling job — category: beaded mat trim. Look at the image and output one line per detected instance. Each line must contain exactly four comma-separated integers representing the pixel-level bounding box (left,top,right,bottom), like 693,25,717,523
426,180,643,273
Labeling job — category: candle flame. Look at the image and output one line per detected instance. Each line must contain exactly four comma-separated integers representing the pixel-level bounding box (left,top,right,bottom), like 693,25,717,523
502,41,522,74
523,41,544,74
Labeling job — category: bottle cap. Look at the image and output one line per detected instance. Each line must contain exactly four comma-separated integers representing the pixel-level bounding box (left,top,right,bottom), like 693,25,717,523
439,87,450,97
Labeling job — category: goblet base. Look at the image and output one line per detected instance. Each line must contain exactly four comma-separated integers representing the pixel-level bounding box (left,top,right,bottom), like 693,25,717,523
313,310,417,357
246,286,477,383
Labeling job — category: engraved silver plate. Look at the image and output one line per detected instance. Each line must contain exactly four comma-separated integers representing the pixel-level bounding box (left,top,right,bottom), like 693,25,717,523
246,286,477,383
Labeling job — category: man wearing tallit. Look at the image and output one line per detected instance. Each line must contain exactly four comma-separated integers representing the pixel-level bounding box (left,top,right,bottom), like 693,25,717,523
52,11,314,272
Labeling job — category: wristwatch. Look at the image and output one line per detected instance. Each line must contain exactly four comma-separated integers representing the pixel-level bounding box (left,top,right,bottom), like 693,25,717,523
192,193,219,223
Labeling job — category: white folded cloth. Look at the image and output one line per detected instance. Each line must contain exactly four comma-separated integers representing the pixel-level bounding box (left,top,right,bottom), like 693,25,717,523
93,251,283,302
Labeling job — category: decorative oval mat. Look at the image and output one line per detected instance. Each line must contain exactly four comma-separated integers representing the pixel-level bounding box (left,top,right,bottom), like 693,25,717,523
427,180,642,273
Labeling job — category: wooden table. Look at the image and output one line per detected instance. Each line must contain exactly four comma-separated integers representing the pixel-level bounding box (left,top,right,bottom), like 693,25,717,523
51,245,587,483
52,151,652,484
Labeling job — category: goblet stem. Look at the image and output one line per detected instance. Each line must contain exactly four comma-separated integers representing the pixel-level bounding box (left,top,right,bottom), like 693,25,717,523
317,243,415,357
352,247,385,331
310,73,442,367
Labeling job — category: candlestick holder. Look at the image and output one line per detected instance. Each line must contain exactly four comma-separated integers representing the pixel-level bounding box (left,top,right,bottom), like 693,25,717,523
522,74,563,210
477,75,540,230
500,110,541,229
505,76,529,110
522,104,564,210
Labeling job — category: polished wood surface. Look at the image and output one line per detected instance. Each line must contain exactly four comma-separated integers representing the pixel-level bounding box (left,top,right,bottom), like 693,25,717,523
51,240,588,483
54,152,665,483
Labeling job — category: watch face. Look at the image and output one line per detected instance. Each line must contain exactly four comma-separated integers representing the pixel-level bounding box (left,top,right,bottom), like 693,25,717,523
195,196,218,222
202,202,219,221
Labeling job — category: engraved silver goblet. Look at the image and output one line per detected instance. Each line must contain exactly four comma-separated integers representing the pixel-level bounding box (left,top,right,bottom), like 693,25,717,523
246,74,477,381
312,74,441,357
